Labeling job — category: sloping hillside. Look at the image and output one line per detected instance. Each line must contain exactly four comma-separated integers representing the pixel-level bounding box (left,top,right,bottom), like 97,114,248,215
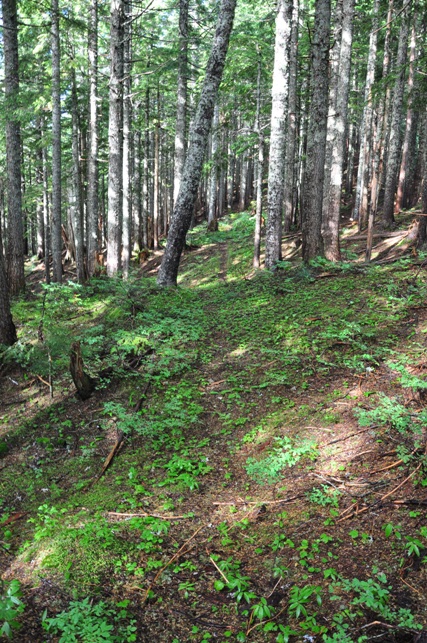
1,212,427,642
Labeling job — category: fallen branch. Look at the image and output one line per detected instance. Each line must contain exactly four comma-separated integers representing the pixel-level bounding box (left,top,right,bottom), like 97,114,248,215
323,426,377,446
142,524,204,603
208,551,230,584
91,431,125,486
213,495,302,507
107,511,190,520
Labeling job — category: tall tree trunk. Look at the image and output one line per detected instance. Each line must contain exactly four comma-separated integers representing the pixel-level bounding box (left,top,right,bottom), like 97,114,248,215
283,0,299,233
87,0,99,278
122,0,132,278
352,0,379,227
322,0,355,260
254,48,264,268
157,0,237,287
173,0,189,208
3,0,25,295
395,18,416,213
107,0,124,276
153,92,160,250
382,9,410,227
265,0,293,269
0,236,16,346
51,0,62,283
301,0,331,262
321,0,343,230
142,85,150,248
71,71,85,283
208,103,220,227
367,0,393,241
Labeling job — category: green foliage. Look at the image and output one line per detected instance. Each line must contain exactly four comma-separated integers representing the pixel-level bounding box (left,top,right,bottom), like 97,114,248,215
308,485,341,508
355,394,425,434
160,454,212,490
0,580,25,639
245,436,318,484
42,597,137,642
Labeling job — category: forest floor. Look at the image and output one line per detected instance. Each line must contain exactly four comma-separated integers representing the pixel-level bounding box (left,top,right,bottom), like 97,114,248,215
1,211,427,643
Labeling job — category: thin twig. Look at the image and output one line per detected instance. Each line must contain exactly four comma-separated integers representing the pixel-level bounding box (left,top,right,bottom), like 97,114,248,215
246,606,287,636
323,426,377,446
107,511,190,520
208,552,230,584
142,525,204,603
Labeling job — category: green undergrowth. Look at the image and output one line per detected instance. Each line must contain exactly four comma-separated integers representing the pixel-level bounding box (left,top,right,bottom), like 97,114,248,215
2,212,427,640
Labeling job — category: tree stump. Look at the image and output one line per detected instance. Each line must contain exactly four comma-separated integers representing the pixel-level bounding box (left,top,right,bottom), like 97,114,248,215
70,341,96,400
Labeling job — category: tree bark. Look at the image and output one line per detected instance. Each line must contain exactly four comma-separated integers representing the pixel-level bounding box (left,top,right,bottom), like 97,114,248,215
87,0,100,278
122,0,132,278
70,71,85,283
283,0,299,234
265,0,293,269
3,0,25,295
157,0,237,287
352,0,379,227
173,0,189,208
382,9,410,227
301,0,331,262
322,0,355,260
51,0,62,283
208,103,220,228
0,248,16,346
107,0,124,276
395,18,416,213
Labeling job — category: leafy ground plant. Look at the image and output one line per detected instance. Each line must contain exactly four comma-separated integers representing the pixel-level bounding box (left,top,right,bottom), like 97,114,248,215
0,580,25,639
42,597,137,642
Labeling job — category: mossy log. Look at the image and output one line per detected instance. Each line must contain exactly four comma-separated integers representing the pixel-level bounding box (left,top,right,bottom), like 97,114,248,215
70,341,96,400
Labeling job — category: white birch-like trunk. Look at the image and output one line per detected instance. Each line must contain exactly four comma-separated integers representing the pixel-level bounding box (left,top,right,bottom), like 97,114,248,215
395,19,416,213
122,1,131,278
208,103,220,226
87,0,99,278
265,0,293,269
107,0,124,276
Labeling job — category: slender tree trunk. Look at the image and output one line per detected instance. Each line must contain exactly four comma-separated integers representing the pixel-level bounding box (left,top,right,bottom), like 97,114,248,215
71,71,85,283
36,126,44,260
208,103,220,227
153,93,160,249
43,141,51,284
417,109,427,247
254,48,264,269
395,18,416,213
122,0,132,277
322,0,355,260
3,0,24,295
382,9,410,227
157,0,237,286
107,0,124,276
87,0,99,278
301,0,331,262
352,0,379,227
142,85,150,248
51,0,62,283
283,0,299,233
321,0,343,229
265,0,293,269
173,0,189,207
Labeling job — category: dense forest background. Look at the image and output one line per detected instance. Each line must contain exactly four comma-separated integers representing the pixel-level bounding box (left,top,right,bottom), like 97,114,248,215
1,0,427,641
0,0,426,308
